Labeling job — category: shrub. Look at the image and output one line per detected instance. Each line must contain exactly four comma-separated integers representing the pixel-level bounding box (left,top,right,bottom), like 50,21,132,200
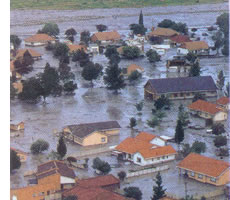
214,136,227,148
191,28,197,32
30,139,49,154
128,70,142,82
118,171,126,181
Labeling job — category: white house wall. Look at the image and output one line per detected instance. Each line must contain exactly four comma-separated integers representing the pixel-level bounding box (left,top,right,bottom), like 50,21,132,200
150,138,166,146
177,48,188,55
213,112,228,122
60,176,75,184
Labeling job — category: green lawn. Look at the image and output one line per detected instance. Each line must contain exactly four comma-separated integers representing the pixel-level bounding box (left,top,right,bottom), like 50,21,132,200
11,0,225,10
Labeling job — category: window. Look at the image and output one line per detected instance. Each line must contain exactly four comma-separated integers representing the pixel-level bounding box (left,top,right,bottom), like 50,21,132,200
162,156,165,159
101,137,106,142
137,157,141,163
166,156,168,159
157,157,160,160
198,174,203,179
210,177,216,182
190,172,195,177
128,154,131,159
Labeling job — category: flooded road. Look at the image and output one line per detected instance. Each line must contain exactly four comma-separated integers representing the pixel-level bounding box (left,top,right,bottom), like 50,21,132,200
10,2,229,199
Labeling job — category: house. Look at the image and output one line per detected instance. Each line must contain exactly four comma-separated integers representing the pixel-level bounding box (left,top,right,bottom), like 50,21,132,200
169,35,191,47
177,41,209,55
10,147,28,162
10,122,25,131
125,39,144,52
63,121,121,146
15,49,42,60
24,33,56,46
216,96,230,111
114,132,176,166
62,175,129,200
91,31,121,45
150,44,171,55
122,64,144,76
177,153,230,186
166,56,191,73
88,43,99,53
144,76,217,100
188,99,228,122
67,44,87,54
148,28,179,39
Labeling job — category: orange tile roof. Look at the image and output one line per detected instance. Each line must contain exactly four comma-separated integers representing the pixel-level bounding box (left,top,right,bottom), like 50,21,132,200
216,96,230,105
10,147,27,155
135,132,156,142
16,49,41,59
177,153,230,178
67,44,87,53
180,41,209,51
149,28,179,37
91,31,121,42
13,81,23,93
188,100,222,115
24,34,55,43
127,64,144,75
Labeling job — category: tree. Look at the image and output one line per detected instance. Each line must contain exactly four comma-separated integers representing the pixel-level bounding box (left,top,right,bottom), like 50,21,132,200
18,77,42,103
186,52,197,64
92,157,111,175
57,136,67,159
174,119,184,147
130,24,147,35
10,35,21,50
149,36,163,45
10,79,18,100
225,82,229,97
139,10,143,25
151,172,166,200
104,45,120,62
30,139,49,154
117,171,126,181
80,30,91,45
14,51,34,74
212,123,225,135
96,24,107,32
10,149,21,172
122,46,141,59
129,117,137,129
63,196,78,200
216,13,229,38
147,116,160,129
192,93,206,102
135,101,144,115
189,61,201,77
103,63,126,93
63,81,78,95
72,49,90,67
222,39,229,56
81,62,103,85
178,104,189,127
124,187,142,200
154,95,170,110
65,28,77,37
39,23,60,37
146,49,161,63
216,70,225,90
158,19,188,34
212,31,224,55
58,62,74,82
190,141,206,154
214,136,227,148
128,70,142,82
53,43,69,57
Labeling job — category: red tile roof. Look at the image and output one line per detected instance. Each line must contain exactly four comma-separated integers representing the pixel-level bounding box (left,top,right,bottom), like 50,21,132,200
91,31,121,42
170,35,191,43
188,100,222,115
24,34,55,43
149,28,179,37
216,96,230,106
16,49,41,59
180,41,209,50
135,132,157,142
177,153,230,178
67,44,87,53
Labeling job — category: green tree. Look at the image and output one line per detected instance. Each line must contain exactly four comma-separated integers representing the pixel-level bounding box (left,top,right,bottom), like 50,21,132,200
149,36,164,45
216,13,229,38
53,43,69,57
212,123,225,135
191,141,206,154
139,10,143,25
10,35,21,50
158,19,176,28
124,187,142,200
225,82,229,97
135,101,144,115
30,139,49,154
222,39,229,56
216,70,225,90
18,77,42,103
39,23,60,37
103,63,126,93
10,149,21,173
174,119,184,147
186,52,197,64
130,24,147,35
10,79,18,100
154,95,170,110
117,171,126,181
104,45,120,63
178,104,189,127
65,28,77,37
192,93,206,102
151,172,166,200
81,62,103,85
63,81,78,95
57,136,67,159
80,30,91,45
212,31,224,55
147,116,160,129
122,46,141,59
189,61,201,77
58,62,75,82
96,24,107,32
130,117,137,129
128,70,142,82
214,136,227,148
92,157,111,175
72,49,90,67
158,19,188,34
146,49,161,63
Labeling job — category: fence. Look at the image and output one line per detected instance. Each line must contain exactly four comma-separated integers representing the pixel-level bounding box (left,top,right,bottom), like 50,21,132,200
126,165,169,178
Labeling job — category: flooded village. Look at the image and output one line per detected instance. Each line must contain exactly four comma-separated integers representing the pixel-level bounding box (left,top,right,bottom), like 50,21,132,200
10,1,229,200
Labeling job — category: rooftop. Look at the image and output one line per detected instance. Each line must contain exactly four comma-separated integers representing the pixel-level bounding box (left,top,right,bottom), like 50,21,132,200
16,49,41,59
170,35,191,43
180,41,209,50
91,31,121,41
24,33,55,43
67,44,87,53
177,153,230,178
216,96,230,105
126,64,144,75
149,28,179,37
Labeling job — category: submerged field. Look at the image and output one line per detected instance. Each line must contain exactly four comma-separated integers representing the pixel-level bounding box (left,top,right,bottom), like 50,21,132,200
11,0,225,10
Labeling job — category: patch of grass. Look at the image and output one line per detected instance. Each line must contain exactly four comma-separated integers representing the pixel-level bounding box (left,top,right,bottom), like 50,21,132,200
11,0,225,10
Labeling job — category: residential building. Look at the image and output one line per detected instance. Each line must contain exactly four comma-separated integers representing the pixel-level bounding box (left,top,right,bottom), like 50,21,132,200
15,49,42,60
188,99,228,122
144,76,217,100
216,96,230,111
148,28,179,39
88,43,99,53
10,122,25,131
125,39,144,52
122,64,144,76
114,132,176,166
10,147,28,162
177,41,209,55
177,153,230,186
24,34,56,46
169,35,191,47
67,44,87,54
150,44,170,55
166,56,191,73
63,121,121,146
91,31,121,45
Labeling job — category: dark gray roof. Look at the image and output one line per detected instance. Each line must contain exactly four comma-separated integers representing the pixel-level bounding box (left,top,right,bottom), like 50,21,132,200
145,76,217,94
67,121,121,138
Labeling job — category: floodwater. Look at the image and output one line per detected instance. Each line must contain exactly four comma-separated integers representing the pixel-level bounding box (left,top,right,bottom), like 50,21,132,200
10,3,229,199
